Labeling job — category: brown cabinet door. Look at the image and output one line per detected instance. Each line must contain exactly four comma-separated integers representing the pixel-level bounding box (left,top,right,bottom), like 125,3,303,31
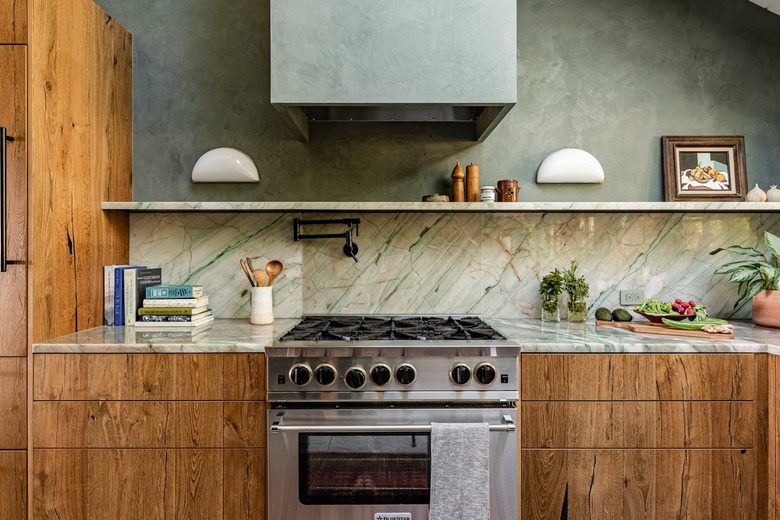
0,45,27,357
0,450,26,519
0,0,27,44
521,449,756,520
0,357,26,448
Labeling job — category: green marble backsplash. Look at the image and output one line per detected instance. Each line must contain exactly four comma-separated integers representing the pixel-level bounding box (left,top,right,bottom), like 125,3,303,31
95,0,780,202
129,212,780,320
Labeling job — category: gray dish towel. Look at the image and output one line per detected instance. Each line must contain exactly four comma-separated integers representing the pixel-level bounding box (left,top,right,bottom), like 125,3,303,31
429,422,490,520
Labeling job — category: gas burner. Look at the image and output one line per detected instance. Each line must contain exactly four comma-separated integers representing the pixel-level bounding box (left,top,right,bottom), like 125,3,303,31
277,315,507,342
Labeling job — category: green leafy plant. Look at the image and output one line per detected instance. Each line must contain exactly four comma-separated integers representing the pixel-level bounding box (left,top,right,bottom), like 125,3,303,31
539,268,563,313
710,230,780,309
562,260,590,314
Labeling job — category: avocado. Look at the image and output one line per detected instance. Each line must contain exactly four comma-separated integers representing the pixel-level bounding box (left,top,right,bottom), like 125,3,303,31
612,308,633,322
595,307,613,321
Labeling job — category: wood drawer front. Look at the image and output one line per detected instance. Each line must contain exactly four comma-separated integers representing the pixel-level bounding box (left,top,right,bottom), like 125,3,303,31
521,354,755,400
521,449,756,520
0,451,26,519
34,354,266,401
522,401,755,449
0,357,26,448
33,401,265,448
33,449,265,520
0,0,26,43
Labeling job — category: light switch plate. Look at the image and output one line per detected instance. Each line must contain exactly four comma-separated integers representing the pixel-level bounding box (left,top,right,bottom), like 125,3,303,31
620,290,644,306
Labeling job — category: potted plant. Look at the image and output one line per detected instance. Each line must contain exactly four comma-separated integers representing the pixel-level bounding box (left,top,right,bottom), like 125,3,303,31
539,268,563,322
562,260,589,323
710,230,780,328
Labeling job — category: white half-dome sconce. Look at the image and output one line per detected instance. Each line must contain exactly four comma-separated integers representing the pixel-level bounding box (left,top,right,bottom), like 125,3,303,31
536,148,605,184
191,147,260,183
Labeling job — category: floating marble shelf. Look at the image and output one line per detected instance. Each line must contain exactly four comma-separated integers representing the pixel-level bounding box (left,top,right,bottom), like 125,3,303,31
102,201,780,213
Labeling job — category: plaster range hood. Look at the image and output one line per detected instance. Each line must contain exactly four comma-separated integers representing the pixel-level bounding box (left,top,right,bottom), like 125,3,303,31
270,0,517,142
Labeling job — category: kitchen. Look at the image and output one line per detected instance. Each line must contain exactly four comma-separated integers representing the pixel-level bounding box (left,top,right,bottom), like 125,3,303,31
2,0,780,519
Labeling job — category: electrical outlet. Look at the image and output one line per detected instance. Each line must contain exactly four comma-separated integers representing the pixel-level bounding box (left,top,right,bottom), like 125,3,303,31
620,290,644,306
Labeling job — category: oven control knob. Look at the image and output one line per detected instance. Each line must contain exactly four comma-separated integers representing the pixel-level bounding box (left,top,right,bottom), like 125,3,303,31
395,363,417,386
289,363,312,386
450,363,471,385
370,364,392,386
314,363,337,386
475,362,497,385
344,366,367,389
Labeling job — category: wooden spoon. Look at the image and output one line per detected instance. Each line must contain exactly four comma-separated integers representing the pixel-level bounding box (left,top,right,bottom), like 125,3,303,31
265,260,284,286
240,259,256,287
252,268,268,288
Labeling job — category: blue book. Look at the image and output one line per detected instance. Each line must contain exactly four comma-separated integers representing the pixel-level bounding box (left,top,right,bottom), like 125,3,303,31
145,285,204,299
113,265,145,326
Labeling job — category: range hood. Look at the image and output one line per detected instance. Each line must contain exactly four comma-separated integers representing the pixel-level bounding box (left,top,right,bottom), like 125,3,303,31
270,0,517,141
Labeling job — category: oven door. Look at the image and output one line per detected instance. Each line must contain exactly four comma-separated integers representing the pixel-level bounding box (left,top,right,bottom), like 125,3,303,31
267,405,517,520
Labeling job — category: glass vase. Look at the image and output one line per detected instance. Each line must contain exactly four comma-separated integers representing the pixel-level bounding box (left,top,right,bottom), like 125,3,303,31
541,296,560,322
567,297,587,323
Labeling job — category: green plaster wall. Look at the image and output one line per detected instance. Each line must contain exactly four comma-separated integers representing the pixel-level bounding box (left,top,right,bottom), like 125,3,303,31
95,0,780,202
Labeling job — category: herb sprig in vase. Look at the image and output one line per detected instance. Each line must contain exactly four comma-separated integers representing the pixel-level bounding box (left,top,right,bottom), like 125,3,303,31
563,261,590,323
539,269,563,322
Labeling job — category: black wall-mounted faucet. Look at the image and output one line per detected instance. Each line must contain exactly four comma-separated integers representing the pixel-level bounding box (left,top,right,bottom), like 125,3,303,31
293,218,361,262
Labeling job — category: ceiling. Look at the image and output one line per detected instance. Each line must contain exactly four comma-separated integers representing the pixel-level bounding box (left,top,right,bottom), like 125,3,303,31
748,0,780,15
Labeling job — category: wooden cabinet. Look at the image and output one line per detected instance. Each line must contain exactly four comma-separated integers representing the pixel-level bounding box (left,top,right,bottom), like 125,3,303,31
0,0,26,43
520,354,769,520
770,354,780,520
32,353,266,520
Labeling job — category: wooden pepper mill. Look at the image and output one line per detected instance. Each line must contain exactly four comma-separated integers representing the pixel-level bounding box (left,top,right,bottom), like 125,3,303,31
466,163,480,202
451,162,465,202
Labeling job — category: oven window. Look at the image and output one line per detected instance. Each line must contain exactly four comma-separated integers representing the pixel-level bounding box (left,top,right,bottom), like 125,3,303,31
299,433,430,505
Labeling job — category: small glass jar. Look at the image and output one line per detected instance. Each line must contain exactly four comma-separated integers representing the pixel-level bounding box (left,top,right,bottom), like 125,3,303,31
480,186,496,202
541,295,560,322
567,296,587,323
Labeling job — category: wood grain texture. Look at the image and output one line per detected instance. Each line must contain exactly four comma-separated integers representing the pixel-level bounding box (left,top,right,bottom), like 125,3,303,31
223,401,266,448
521,449,756,520
33,449,224,520
0,357,26,448
33,401,224,448
0,450,26,519
770,354,780,520
0,45,27,357
223,354,266,400
755,353,770,520
522,401,755,449
521,354,754,400
223,449,265,520
33,354,224,400
29,0,131,342
0,0,27,43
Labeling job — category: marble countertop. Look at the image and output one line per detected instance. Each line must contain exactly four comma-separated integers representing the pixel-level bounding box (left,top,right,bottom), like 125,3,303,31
101,201,780,213
32,318,780,355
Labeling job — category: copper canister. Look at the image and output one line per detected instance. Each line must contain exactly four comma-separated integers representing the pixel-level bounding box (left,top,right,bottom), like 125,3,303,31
497,180,519,202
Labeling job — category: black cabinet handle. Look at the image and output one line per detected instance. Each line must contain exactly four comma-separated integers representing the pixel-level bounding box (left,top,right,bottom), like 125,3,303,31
1,127,18,272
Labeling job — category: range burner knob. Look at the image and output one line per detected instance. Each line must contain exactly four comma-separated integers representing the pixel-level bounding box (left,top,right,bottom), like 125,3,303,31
370,363,392,386
344,366,367,390
395,363,417,386
314,363,337,386
289,363,312,386
450,363,471,385
475,362,497,385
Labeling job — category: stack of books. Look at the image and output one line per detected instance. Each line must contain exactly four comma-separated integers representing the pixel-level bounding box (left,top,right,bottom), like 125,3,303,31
135,284,214,330
104,265,163,326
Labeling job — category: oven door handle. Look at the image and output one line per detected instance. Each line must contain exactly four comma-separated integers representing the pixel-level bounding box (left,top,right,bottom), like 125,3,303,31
269,413,515,433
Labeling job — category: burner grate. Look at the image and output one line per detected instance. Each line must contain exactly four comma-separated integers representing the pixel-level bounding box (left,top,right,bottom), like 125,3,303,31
278,315,506,342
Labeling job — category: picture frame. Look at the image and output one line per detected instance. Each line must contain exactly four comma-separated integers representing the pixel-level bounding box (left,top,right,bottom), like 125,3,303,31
661,136,747,202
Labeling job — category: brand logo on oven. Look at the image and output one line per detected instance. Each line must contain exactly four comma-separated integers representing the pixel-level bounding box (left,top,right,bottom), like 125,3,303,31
375,514,411,520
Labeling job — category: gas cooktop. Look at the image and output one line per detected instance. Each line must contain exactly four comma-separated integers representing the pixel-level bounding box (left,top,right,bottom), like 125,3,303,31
277,315,507,342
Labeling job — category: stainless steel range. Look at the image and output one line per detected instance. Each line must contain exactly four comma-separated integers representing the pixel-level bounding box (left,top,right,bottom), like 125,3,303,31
266,315,519,520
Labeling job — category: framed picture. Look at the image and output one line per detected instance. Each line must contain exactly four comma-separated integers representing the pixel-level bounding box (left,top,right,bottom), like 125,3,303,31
661,136,747,202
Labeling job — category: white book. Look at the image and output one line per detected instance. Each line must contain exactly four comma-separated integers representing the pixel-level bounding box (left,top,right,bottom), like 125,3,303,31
133,315,215,328
141,296,209,308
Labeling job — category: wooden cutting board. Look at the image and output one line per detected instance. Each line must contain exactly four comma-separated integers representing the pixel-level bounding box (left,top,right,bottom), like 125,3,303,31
596,320,734,340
